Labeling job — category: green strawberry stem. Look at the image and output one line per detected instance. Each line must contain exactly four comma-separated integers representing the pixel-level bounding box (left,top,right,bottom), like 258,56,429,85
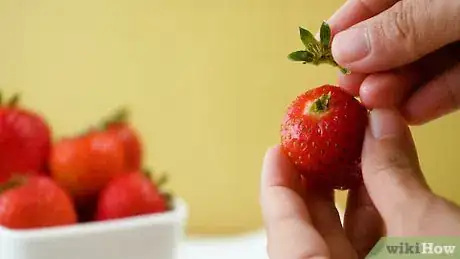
142,167,153,178
74,107,130,137
310,92,331,114
100,107,130,129
0,175,27,193
143,168,174,210
8,93,20,107
288,21,350,74
143,167,169,189
156,174,168,188
0,92,21,107
161,192,174,211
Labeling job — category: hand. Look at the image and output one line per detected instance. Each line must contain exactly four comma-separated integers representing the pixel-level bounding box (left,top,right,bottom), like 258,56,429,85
327,0,460,125
260,109,460,259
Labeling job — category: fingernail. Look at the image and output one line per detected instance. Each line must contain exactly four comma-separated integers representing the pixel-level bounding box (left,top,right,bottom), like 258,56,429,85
332,27,370,64
370,109,407,139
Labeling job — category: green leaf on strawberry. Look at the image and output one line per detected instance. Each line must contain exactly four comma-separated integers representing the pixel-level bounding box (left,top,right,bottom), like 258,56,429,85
0,91,21,107
8,93,20,107
0,176,25,193
320,21,331,48
142,167,174,210
288,51,314,63
288,21,350,74
299,27,316,48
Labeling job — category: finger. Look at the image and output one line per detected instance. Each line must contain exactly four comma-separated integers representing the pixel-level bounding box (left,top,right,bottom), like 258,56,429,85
352,43,460,109
332,0,460,73
338,73,368,96
304,186,357,259
327,0,400,34
344,185,383,258
359,66,419,108
362,109,433,229
403,63,460,125
260,146,330,259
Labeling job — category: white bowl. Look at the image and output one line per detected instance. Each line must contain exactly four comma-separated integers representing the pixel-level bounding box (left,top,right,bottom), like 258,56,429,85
0,198,188,259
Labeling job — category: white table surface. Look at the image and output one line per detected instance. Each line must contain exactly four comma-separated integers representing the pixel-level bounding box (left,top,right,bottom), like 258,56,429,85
179,231,268,259
178,206,344,259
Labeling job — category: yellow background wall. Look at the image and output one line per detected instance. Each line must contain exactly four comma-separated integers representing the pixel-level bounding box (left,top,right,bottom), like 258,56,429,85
1,0,459,235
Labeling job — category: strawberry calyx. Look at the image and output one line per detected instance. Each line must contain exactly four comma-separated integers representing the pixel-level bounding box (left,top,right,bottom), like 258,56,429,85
142,168,174,211
0,91,21,108
100,107,130,130
142,167,168,189
288,21,350,74
73,107,130,138
0,175,28,194
308,92,331,114
161,192,174,211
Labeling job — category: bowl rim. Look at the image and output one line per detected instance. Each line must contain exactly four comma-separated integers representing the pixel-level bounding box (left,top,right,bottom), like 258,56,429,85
0,197,188,240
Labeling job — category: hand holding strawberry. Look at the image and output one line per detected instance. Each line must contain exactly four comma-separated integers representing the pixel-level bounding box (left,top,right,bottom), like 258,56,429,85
262,14,460,259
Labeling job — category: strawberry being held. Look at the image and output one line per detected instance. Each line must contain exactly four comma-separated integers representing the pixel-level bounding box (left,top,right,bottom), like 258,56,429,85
0,93,52,183
0,175,77,229
282,22,369,190
281,85,368,190
95,170,170,221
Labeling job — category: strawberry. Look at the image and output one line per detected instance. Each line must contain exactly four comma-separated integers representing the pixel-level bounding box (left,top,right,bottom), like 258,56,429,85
0,175,77,229
50,131,125,201
280,85,368,190
100,108,143,172
282,22,368,190
0,93,52,183
95,171,170,221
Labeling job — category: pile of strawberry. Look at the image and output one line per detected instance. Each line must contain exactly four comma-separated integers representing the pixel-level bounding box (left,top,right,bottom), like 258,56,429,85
0,92,172,230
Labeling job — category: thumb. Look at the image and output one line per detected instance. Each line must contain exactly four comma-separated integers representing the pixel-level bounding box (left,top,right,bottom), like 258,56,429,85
362,109,432,224
331,0,460,73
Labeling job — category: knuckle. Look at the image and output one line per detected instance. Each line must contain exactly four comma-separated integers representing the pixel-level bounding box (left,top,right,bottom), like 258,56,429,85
393,4,412,40
374,1,421,59
372,150,413,178
370,149,420,191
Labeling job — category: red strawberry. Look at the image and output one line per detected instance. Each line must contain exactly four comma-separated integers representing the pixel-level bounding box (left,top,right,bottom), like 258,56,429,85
95,171,170,221
0,93,52,183
50,131,125,201
0,175,77,229
102,108,143,172
280,85,368,190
